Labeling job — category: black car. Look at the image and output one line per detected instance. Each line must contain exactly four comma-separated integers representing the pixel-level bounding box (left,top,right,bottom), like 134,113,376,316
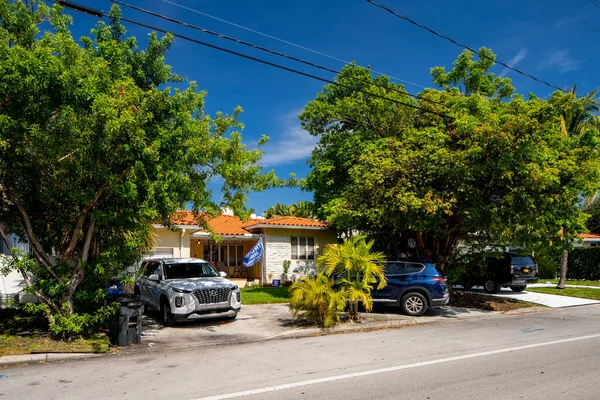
461,253,539,293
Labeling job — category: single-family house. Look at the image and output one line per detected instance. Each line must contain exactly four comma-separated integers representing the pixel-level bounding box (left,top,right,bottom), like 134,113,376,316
573,232,600,247
151,211,338,284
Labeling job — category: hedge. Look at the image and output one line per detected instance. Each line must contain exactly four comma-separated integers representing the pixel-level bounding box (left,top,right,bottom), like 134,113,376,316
567,247,600,280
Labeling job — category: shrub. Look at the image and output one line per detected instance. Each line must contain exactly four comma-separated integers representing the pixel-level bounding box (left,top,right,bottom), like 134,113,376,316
289,274,347,328
49,303,118,340
567,248,600,280
533,247,560,279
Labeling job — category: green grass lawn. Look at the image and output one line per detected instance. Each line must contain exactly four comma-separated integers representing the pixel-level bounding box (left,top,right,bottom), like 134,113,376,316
240,286,290,304
0,307,109,357
0,334,110,357
541,279,600,287
527,287,600,301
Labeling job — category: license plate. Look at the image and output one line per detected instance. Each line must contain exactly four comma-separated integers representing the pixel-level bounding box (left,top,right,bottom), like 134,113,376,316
523,268,529,273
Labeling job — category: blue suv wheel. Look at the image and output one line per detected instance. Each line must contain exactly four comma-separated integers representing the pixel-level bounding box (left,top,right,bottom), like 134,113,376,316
400,292,428,316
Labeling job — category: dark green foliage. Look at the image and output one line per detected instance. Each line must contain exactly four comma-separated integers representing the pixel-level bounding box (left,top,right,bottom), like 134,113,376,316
566,248,600,280
532,246,561,279
446,252,500,287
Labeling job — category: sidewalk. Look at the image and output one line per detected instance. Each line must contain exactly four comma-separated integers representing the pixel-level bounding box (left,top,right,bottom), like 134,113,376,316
469,287,600,308
529,283,600,289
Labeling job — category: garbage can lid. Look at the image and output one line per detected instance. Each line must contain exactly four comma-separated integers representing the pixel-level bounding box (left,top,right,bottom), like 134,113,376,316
111,295,144,306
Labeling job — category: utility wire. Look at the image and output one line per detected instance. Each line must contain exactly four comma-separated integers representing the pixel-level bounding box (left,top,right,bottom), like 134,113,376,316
366,0,565,92
111,0,448,109
589,0,600,9
540,0,600,34
55,1,450,119
161,0,427,90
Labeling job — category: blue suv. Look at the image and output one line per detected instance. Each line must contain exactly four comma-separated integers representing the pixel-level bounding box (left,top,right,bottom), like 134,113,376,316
372,261,450,316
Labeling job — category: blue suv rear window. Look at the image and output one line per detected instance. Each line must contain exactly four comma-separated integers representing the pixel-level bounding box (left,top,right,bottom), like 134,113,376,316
385,262,424,275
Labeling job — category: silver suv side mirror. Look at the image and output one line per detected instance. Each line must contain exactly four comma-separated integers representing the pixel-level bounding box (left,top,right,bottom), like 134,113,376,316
149,274,160,281
219,271,227,278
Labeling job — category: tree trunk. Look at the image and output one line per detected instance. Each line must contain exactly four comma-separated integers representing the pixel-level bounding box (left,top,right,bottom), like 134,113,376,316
556,251,568,289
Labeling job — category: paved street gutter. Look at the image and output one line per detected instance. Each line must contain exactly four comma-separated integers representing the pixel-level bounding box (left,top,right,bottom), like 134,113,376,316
0,352,102,367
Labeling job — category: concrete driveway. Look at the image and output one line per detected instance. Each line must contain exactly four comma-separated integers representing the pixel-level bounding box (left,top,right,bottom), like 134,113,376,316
133,303,541,354
468,287,600,308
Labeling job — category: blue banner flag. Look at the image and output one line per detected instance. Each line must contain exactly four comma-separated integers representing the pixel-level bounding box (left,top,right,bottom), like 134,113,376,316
242,238,263,267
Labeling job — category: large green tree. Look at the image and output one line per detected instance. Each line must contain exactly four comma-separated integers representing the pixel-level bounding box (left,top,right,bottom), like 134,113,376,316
555,88,600,288
300,48,600,268
0,1,285,335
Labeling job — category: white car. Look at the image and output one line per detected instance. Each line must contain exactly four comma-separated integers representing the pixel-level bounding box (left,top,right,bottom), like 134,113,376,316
135,258,241,326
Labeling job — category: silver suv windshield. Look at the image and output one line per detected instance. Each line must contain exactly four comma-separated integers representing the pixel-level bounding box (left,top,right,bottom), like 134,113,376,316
163,262,219,279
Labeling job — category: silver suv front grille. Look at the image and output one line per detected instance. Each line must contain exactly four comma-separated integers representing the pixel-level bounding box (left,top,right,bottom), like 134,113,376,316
193,288,231,304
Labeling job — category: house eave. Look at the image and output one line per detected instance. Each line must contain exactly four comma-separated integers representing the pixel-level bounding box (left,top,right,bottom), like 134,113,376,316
243,224,330,231
152,224,200,230
191,232,261,239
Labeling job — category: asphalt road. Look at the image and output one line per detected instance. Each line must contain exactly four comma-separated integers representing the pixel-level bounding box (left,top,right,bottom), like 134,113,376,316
2,305,600,400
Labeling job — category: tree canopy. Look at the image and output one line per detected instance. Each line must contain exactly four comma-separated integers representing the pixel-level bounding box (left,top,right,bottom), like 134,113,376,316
300,48,600,267
0,1,285,335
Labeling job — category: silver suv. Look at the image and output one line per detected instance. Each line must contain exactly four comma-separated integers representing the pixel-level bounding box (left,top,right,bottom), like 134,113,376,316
135,258,241,326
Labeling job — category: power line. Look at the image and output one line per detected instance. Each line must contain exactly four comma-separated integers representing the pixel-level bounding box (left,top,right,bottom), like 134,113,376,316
111,0,448,109
54,1,450,119
589,0,600,9
540,0,600,34
161,0,427,90
366,0,565,92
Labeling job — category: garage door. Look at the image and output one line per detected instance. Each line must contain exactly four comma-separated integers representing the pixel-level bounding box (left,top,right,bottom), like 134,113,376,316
151,248,174,257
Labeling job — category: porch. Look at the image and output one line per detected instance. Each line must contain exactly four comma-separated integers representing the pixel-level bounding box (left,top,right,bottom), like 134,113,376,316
190,235,263,282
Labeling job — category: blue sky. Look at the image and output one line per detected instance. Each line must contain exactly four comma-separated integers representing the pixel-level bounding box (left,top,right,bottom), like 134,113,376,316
64,0,600,215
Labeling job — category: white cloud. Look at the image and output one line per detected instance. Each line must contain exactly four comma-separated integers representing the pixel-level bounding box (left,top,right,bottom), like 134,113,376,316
500,48,527,77
260,110,317,167
540,50,583,73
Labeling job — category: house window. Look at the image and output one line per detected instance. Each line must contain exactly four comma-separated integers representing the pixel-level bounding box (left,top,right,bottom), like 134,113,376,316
591,242,599,247
292,237,315,260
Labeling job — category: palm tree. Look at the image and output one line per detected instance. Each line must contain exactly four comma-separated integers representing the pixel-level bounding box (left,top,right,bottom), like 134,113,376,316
263,200,316,219
318,235,387,319
557,88,600,289
289,273,347,328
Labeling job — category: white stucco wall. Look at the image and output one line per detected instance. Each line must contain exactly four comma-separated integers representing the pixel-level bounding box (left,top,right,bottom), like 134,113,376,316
264,234,291,282
0,255,24,302
152,227,191,258
262,228,337,282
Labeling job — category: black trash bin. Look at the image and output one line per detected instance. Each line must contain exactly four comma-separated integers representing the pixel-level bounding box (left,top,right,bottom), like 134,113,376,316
108,296,144,346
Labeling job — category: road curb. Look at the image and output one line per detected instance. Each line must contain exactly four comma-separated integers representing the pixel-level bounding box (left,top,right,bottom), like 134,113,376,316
0,352,103,366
